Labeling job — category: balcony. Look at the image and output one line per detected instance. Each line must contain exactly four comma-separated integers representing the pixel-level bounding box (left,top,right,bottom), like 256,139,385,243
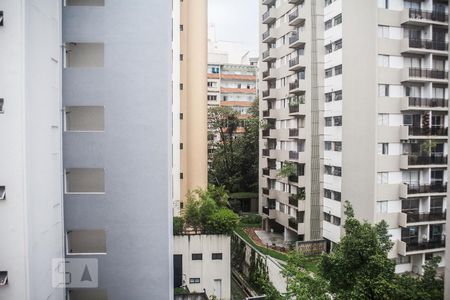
288,56,304,71
262,168,270,176
262,149,270,157
289,195,299,207
262,10,276,24
407,183,447,195
408,38,448,52
289,33,305,49
262,30,276,43
262,89,276,100
262,188,269,195
288,217,298,231
288,175,298,183
289,80,305,94
406,240,446,252
408,127,448,137
262,69,275,81
289,151,299,160
407,212,446,223
401,97,448,111
406,155,447,166
262,205,276,219
262,0,275,6
262,129,271,137
288,0,304,4
262,49,276,62
289,128,299,137
402,68,448,83
288,9,305,26
402,8,448,26
262,109,270,118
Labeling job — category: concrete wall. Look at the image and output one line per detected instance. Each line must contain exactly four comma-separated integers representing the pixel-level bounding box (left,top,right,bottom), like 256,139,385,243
62,1,173,299
0,0,64,299
174,235,231,300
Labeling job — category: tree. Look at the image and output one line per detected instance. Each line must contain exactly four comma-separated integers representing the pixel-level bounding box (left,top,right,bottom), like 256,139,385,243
320,202,397,300
173,217,185,235
282,252,330,300
208,100,259,193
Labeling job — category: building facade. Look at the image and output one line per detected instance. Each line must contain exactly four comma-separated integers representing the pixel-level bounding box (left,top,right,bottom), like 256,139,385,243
62,0,173,299
0,1,65,299
259,0,448,274
173,235,231,299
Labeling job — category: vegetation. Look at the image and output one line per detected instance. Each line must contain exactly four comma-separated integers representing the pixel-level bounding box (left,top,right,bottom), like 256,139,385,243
239,213,262,227
420,139,438,155
282,201,445,300
208,100,259,193
277,161,296,178
174,186,239,235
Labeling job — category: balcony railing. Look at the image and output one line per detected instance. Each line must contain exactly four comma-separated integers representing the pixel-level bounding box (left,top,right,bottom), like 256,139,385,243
288,218,298,230
408,8,448,23
262,168,270,176
262,188,269,195
289,57,299,68
262,10,271,22
408,155,447,165
289,81,300,91
405,212,446,223
407,183,447,194
408,127,448,136
289,195,298,207
262,206,270,215
262,129,270,137
289,34,300,45
408,68,448,80
289,128,299,137
263,110,270,117
262,30,270,41
409,38,448,51
289,151,299,160
288,175,298,183
262,50,271,60
262,149,270,156
289,9,298,22
408,97,448,108
262,90,270,98
405,239,446,252
289,105,300,113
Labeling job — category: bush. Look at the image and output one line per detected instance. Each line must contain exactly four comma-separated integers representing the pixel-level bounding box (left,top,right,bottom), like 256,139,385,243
173,217,185,235
240,214,262,225
204,208,240,235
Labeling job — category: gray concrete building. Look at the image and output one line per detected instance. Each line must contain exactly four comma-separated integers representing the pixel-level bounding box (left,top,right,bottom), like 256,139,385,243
62,0,173,299
259,0,448,274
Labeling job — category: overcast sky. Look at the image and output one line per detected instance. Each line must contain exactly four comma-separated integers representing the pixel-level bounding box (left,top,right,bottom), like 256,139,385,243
208,0,259,56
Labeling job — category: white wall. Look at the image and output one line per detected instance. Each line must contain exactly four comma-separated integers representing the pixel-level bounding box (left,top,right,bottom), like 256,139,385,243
0,1,64,299
174,235,231,299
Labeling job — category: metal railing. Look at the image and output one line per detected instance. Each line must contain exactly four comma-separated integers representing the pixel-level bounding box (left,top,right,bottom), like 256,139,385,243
408,97,448,108
408,127,448,136
409,38,448,51
408,68,448,80
289,151,299,160
408,155,447,165
408,8,448,23
406,212,446,223
289,128,299,137
407,183,447,194
405,239,446,252
289,9,299,22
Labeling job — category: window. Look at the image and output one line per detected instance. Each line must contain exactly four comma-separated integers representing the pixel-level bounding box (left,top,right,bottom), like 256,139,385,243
324,189,332,199
189,278,201,284
376,201,388,213
180,173,183,179
65,0,105,6
66,230,107,254
377,172,389,184
378,55,389,67
333,191,341,202
325,165,333,175
377,0,389,9
298,211,305,223
378,143,389,155
323,212,332,222
66,289,108,300
325,117,332,127
430,197,443,214
334,167,342,177
324,141,332,151
180,83,184,90
207,82,213,87
0,271,7,286
0,186,5,200
333,116,342,126
212,253,223,260
180,54,184,61
395,256,411,265
65,168,105,194
65,106,105,132
334,39,342,51
334,65,342,75
64,43,104,68
378,114,389,126
334,14,342,26
325,43,333,54
0,11,3,27
332,216,341,226
207,95,217,101
180,113,183,120
180,25,184,31
0,99,4,113
325,68,333,78
192,253,202,260
325,0,333,6
325,19,332,30
325,92,332,102
334,142,342,152
334,90,342,101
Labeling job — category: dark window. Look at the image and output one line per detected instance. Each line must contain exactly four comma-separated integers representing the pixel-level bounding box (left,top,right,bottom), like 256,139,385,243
334,39,342,51
324,189,332,199
334,14,342,26
180,173,183,179
334,65,342,75
334,142,342,152
180,83,184,90
0,186,5,200
333,191,341,202
0,98,4,113
192,253,202,260
325,19,332,30
334,116,342,126
324,212,331,222
332,216,341,226
180,143,183,150
180,113,183,120
212,253,223,260
189,278,200,284
173,255,183,288
334,90,342,101
180,24,184,31
325,92,332,102
325,117,332,127
324,141,332,150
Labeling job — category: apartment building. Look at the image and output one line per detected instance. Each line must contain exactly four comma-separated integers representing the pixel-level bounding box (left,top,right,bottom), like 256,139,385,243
0,1,65,299
175,0,208,215
259,0,324,243
207,64,257,114
62,0,173,298
259,0,449,274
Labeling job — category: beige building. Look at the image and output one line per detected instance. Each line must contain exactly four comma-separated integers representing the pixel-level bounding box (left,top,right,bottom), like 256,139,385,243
259,0,448,274
173,0,209,216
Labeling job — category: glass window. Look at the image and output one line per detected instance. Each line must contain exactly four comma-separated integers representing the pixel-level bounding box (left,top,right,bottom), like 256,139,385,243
334,65,342,75
378,55,389,67
325,19,332,30
333,116,342,126
325,92,332,102
192,253,202,260
334,90,342,101
378,143,389,155
334,142,342,152
378,84,389,96
325,68,333,78
324,141,332,151
334,39,342,51
376,201,388,213
378,172,389,184
334,14,342,25
325,117,332,127
378,114,389,126
377,25,389,38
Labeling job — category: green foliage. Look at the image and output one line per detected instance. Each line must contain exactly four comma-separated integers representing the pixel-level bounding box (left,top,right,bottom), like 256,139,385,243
420,140,438,155
239,214,262,226
179,186,239,235
208,100,259,193
173,217,184,235
278,161,296,178
282,252,330,300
